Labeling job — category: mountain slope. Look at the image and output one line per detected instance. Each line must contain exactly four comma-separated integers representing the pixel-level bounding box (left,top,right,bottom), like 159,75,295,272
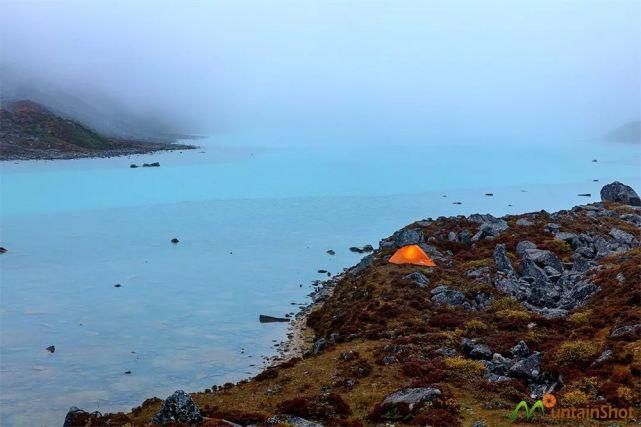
0,100,195,160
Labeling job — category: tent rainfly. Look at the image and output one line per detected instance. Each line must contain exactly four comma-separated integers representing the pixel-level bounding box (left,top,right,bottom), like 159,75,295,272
388,244,436,266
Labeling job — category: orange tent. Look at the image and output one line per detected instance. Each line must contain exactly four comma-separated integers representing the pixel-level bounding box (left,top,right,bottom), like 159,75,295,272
388,244,436,266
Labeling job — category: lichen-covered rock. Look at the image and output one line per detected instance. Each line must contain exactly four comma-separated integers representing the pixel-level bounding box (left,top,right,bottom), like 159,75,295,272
600,181,641,206
493,244,515,276
151,390,202,425
508,352,541,380
402,271,430,287
381,387,441,410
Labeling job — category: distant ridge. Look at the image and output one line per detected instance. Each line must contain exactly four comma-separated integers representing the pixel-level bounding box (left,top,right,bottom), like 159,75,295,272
603,120,641,144
0,99,195,160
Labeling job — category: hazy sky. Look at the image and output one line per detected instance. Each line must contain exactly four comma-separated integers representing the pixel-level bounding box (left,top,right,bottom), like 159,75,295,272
1,0,640,142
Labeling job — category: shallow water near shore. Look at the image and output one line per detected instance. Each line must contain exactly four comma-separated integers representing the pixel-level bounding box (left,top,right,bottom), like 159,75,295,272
1,134,640,425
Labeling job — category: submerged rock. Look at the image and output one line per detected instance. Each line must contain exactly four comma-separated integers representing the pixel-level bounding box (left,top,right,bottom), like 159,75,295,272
600,181,641,206
259,314,290,323
151,390,202,425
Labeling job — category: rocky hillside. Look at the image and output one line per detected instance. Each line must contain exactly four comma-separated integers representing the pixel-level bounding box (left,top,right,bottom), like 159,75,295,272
0,100,194,160
65,182,641,426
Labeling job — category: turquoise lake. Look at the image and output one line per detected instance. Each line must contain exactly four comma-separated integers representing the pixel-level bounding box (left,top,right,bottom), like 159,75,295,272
1,133,639,425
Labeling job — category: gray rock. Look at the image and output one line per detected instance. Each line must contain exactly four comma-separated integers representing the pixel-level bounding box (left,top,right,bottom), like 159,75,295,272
382,228,423,248
469,344,493,360
418,243,450,264
349,254,374,276
600,181,641,206
473,292,494,310
545,223,562,233
435,347,458,357
459,229,472,245
620,213,641,226
609,228,638,246
382,355,398,365
151,390,203,425
63,407,103,427
431,286,468,308
543,266,562,280
515,240,537,256
508,352,541,380
313,337,327,354
266,415,323,427
523,249,564,273
466,266,491,283
448,231,459,242
510,341,530,358
493,244,515,276
528,379,558,400
554,231,578,242
490,353,513,374
516,218,534,226
381,387,442,410
485,373,510,383
519,257,548,284
571,255,595,273
592,349,613,366
616,272,626,283
468,213,499,223
472,219,509,242
610,324,641,338
403,271,430,287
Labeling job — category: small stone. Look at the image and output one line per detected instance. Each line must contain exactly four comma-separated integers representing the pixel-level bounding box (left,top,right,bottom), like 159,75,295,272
114,284,121,288
171,238,179,244
326,249,335,255
124,370,132,375
0,247,7,254
45,345,55,353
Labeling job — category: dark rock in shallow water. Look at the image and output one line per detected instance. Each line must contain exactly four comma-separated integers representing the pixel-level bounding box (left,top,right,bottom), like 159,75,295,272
0,247,7,254
63,407,104,427
130,164,138,168
45,345,55,353
326,249,335,255
601,181,641,206
259,314,290,323
577,193,591,197
171,238,179,244
142,162,160,167
151,390,203,425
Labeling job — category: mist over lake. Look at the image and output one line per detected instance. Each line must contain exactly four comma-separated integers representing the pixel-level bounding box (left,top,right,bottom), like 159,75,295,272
1,1,640,425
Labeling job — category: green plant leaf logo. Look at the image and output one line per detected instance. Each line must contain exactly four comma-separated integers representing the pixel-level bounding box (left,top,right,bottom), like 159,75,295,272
509,400,546,421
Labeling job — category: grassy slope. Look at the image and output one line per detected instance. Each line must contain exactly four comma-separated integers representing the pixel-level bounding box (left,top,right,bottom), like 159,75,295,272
82,202,641,426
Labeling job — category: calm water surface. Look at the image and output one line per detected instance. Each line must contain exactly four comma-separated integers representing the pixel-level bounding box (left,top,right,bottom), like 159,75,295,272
1,134,639,425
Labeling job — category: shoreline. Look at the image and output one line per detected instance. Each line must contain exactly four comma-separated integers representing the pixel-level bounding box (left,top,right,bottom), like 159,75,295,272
52,181,641,425
0,140,198,161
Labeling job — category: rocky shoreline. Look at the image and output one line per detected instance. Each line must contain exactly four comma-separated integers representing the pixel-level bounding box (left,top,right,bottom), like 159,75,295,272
0,139,197,161
64,181,641,426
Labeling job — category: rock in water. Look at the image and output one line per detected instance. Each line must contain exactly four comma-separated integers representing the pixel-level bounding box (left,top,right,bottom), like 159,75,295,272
45,345,55,353
151,390,203,425
0,247,7,254
600,181,641,206
171,238,179,244
259,314,290,323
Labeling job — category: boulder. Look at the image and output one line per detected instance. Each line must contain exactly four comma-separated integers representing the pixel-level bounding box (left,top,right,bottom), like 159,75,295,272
609,228,638,246
600,181,641,206
472,219,509,242
522,248,564,272
469,344,493,360
493,244,515,276
610,324,641,338
519,257,548,284
63,408,103,427
515,240,537,257
151,390,203,425
402,271,430,287
510,341,530,358
266,415,323,427
381,387,442,410
259,315,290,323
431,286,469,309
516,218,534,226
508,352,541,379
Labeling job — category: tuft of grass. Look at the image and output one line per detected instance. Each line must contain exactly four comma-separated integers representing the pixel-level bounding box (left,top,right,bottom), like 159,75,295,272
495,309,530,321
444,357,486,377
489,297,523,312
554,341,600,367
567,310,592,326
561,390,590,407
463,320,489,334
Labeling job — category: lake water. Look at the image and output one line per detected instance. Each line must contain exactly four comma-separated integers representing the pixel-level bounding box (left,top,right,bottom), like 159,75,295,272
1,133,639,425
